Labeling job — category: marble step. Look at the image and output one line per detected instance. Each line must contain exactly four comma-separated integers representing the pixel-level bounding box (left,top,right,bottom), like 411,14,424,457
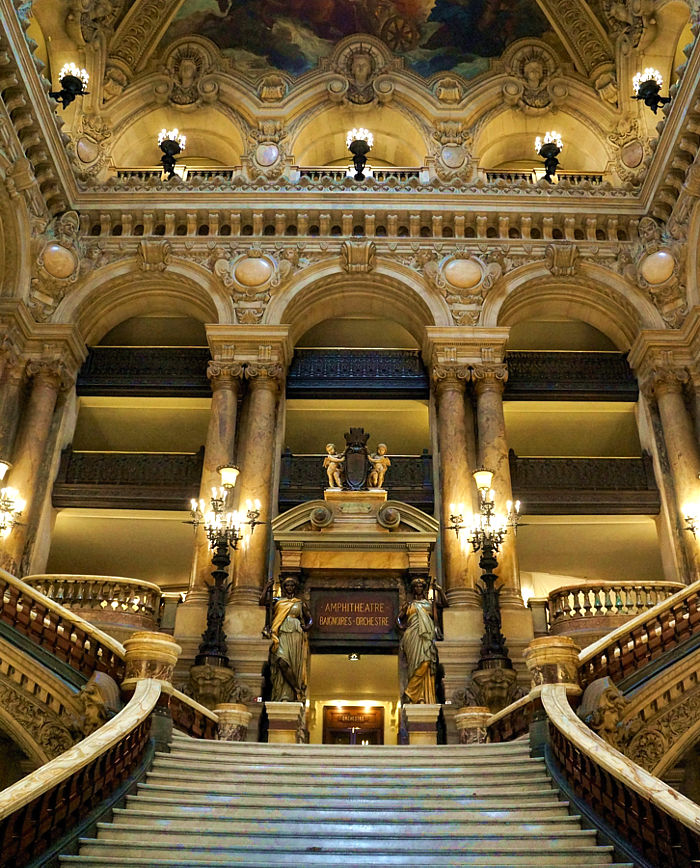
138,778,555,798
68,841,627,866
154,751,546,774
121,799,574,820
107,812,587,836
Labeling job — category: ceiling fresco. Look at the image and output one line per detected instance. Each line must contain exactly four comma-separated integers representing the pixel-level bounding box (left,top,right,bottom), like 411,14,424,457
163,0,555,80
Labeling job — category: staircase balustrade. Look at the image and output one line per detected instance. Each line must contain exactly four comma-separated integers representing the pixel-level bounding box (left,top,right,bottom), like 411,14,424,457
542,683,700,868
23,574,162,629
0,678,160,868
166,686,218,740
487,692,544,743
0,568,125,682
547,581,684,633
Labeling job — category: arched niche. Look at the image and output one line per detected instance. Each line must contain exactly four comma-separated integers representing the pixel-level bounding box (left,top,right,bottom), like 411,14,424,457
98,314,208,347
269,265,447,346
475,108,609,172
640,0,691,89
55,266,225,345
296,316,418,349
110,105,245,168
507,318,618,351
292,104,426,167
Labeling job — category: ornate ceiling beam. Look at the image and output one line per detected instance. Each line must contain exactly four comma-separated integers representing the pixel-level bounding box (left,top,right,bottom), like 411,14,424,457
104,0,186,99
535,0,616,96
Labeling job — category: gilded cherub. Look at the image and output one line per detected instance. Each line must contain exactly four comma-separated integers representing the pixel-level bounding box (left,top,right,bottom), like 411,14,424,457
368,443,391,489
323,443,345,489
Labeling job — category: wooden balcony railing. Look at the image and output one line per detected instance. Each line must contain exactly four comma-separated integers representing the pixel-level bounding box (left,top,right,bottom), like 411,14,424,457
23,574,163,632
509,450,660,514
53,447,203,510
77,347,210,397
504,351,638,401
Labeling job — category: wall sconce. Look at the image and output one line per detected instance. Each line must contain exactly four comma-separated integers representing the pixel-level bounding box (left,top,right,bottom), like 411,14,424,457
346,128,373,181
49,63,89,108
683,503,700,538
633,68,670,114
535,131,563,183
217,464,240,489
0,486,26,539
157,128,186,180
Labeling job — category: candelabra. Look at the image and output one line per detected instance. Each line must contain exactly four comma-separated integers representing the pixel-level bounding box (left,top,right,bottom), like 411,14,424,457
449,468,520,669
0,471,25,540
189,464,261,666
535,131,563,184
346,128,373,181
157,128,186,180
49,63,89,108
633,68,670,114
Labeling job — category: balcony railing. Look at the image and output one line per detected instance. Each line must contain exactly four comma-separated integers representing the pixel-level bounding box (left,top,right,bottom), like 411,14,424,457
77,347,211,397
509,450,659,514
23,574,162,634
287,349,429,398
279,450,433,513
505,351,638,401
53,447,203,510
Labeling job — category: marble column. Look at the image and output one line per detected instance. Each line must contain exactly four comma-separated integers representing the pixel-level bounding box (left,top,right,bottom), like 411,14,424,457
643,366,700,578
3,359,71,574
0,355,25,459
471,362,520,601
233,365,282,604
189,360,242,599
433,365,474,605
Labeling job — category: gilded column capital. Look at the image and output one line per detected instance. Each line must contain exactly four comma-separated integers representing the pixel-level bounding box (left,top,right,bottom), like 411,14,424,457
25,357,75,392
470,363,508,393
244,362,285,389
640,364,690,400
207,359,244,388
432,364,469,392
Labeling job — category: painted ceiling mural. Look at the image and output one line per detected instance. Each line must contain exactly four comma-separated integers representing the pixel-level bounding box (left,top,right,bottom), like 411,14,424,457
163,0,555,80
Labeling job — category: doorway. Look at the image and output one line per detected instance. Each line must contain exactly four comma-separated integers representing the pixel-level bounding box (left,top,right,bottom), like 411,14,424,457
323,705,385,744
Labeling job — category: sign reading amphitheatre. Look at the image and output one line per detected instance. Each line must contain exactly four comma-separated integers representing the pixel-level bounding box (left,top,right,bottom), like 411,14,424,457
312,590,398,642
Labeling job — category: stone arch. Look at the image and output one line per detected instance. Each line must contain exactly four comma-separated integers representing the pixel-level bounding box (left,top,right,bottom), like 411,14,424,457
265,258,450,346
482,262,664,350
685,197,700,311
0,175,32,301
52,259,231,344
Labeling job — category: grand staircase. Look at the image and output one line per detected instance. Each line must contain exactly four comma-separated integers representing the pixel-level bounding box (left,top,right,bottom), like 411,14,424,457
61,732,634,867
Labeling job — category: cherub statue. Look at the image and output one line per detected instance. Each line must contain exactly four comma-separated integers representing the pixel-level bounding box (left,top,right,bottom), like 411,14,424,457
368,443,391,489
323,443,345,489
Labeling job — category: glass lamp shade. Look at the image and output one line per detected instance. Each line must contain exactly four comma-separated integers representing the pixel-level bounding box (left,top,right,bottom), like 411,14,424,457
473,468,494,492
218,464,240,489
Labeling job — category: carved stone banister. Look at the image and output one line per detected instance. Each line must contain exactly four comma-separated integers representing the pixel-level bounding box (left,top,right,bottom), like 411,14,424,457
542,683,700,867
77,347,211,397
165,684,219,740
578,580,700,689
505,351,638,400
0,567,125,682
0,678,160,868
548,582,685,628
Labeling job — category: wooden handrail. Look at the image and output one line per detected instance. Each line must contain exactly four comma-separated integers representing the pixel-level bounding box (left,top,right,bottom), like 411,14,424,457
542,683,700,866
0,679,160,866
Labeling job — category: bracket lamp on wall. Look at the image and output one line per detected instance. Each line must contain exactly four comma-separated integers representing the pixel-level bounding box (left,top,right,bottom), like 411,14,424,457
535,131,563,183
346,128,373,181
633,68,670,114
49,63,89,108
158,128,186,179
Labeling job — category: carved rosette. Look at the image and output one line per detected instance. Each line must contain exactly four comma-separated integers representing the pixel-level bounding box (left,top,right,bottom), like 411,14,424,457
523,636,581,691
122,631,182,687
454,706,491,744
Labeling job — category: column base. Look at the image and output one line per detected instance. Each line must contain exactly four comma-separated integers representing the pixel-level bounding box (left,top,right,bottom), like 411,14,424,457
231,585,263,606
445,588,482,608
403,703,441,745
266,700,306,743
454,706,491,744
214,702,253,741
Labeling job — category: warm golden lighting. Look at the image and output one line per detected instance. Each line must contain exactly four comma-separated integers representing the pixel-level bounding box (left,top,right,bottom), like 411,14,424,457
59,62,89,88
534,131,563,154
0,486,25,539
633,67,663,95
683,503,700,537
346,127,373,149
218,464,240,489
0,460,10,481
473,468,494,492
157,128,186,150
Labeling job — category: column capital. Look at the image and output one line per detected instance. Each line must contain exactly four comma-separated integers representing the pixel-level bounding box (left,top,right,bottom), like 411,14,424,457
639,362,690,400
207,359,244,388
245,362,285,389
432,364,469,391
25,357,75,392
471,362,508,393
